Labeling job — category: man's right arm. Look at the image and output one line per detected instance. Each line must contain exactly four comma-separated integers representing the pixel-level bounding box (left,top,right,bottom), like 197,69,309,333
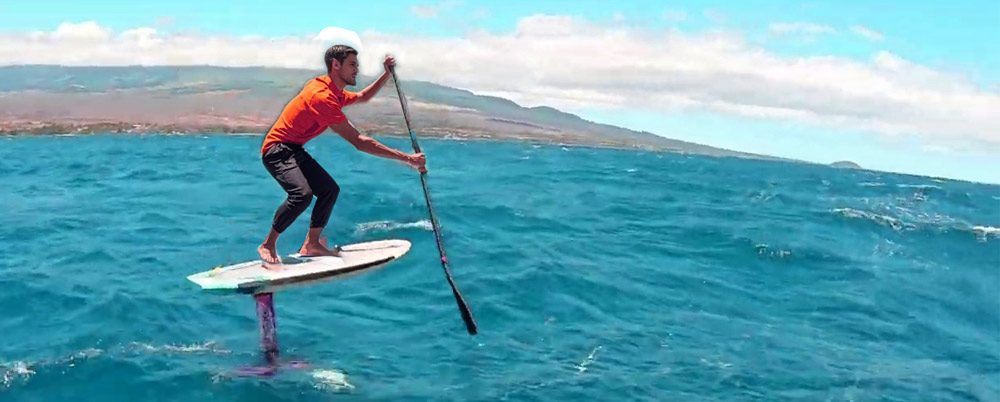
328,120,426,171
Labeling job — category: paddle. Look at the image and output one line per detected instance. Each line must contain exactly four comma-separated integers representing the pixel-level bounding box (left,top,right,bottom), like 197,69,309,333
388,64,479,335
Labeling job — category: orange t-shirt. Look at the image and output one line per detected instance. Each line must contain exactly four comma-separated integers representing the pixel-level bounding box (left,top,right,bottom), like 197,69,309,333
260,75,359,155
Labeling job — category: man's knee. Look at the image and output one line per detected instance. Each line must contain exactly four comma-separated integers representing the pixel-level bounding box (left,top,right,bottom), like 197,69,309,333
315,180,340,199
289,187,314,205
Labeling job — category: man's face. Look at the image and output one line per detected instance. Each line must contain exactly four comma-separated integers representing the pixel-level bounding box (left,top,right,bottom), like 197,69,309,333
336,54,359,86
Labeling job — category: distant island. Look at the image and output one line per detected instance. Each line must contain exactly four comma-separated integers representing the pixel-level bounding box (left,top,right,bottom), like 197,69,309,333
830,161,863,169
0,65,791,162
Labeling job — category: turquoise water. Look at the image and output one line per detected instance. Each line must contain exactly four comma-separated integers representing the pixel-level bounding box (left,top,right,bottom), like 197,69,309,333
1,134,998,401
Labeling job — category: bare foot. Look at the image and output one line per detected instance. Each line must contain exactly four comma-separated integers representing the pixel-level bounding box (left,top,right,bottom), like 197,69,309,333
258,244,282,270
298,240,342,257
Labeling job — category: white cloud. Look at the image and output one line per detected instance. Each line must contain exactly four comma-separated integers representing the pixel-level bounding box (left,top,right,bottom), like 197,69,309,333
514,14,578,37
120,27,163,49
0,18,997,151
851,25,884,41
768,22,836,36
51,21,111,41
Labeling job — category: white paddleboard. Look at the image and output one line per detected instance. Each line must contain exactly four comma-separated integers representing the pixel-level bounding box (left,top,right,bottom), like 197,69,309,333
187,239,411,295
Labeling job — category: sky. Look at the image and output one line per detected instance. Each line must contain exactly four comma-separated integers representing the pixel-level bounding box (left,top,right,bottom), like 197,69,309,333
1,0,998,184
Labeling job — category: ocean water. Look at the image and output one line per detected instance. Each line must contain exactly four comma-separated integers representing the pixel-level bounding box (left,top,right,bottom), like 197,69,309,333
1,133,998,401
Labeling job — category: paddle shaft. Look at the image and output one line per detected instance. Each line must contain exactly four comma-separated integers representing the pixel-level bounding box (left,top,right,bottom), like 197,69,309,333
389,65,478,335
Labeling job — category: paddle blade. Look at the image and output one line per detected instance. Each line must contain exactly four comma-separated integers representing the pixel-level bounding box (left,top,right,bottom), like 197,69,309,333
449,277,478,335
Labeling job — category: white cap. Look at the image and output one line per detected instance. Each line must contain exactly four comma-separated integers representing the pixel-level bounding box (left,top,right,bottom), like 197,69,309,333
313,27,363,53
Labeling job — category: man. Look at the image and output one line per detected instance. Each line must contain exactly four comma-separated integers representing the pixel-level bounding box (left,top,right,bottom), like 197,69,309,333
257,44,426,267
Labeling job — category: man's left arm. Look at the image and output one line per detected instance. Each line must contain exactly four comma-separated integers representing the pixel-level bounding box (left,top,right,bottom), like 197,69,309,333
356,55,396,104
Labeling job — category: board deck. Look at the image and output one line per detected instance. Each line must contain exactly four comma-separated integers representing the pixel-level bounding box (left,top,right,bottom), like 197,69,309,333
187,239,411,294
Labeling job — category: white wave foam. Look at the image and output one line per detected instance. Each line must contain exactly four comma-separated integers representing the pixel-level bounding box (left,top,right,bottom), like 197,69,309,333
700,357,733,369
754,243,792,258
836,207,998,241
131,341,231,355
575,345,602,373
973,226,1000,234
312,369,355,391
441,133,469,141
75,348,103,358
833,208,915,231
749,190,775,203
0,346,110,388
64,348,104,368
897,184,942,190
858,182,885,187
1,361,35,388
354,219,432,235
973,226,1000,239
164,343,227,353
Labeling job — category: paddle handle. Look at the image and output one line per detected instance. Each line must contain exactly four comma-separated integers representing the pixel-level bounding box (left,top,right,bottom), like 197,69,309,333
389,65,478,335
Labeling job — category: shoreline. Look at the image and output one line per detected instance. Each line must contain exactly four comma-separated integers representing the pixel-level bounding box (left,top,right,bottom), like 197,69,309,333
0,120,679,153
3,122,995,186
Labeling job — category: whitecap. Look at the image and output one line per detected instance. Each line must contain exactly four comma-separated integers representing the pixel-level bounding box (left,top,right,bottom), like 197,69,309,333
897,184,942,190
312,369,355,391
972,226,999,240
131,341,231,355
1,361,35,388
63,348,105,368
354,219,432,235
700,356,733,369
754,243,792,258
75,348,103,358
575,345,602,373
833,208,914,231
